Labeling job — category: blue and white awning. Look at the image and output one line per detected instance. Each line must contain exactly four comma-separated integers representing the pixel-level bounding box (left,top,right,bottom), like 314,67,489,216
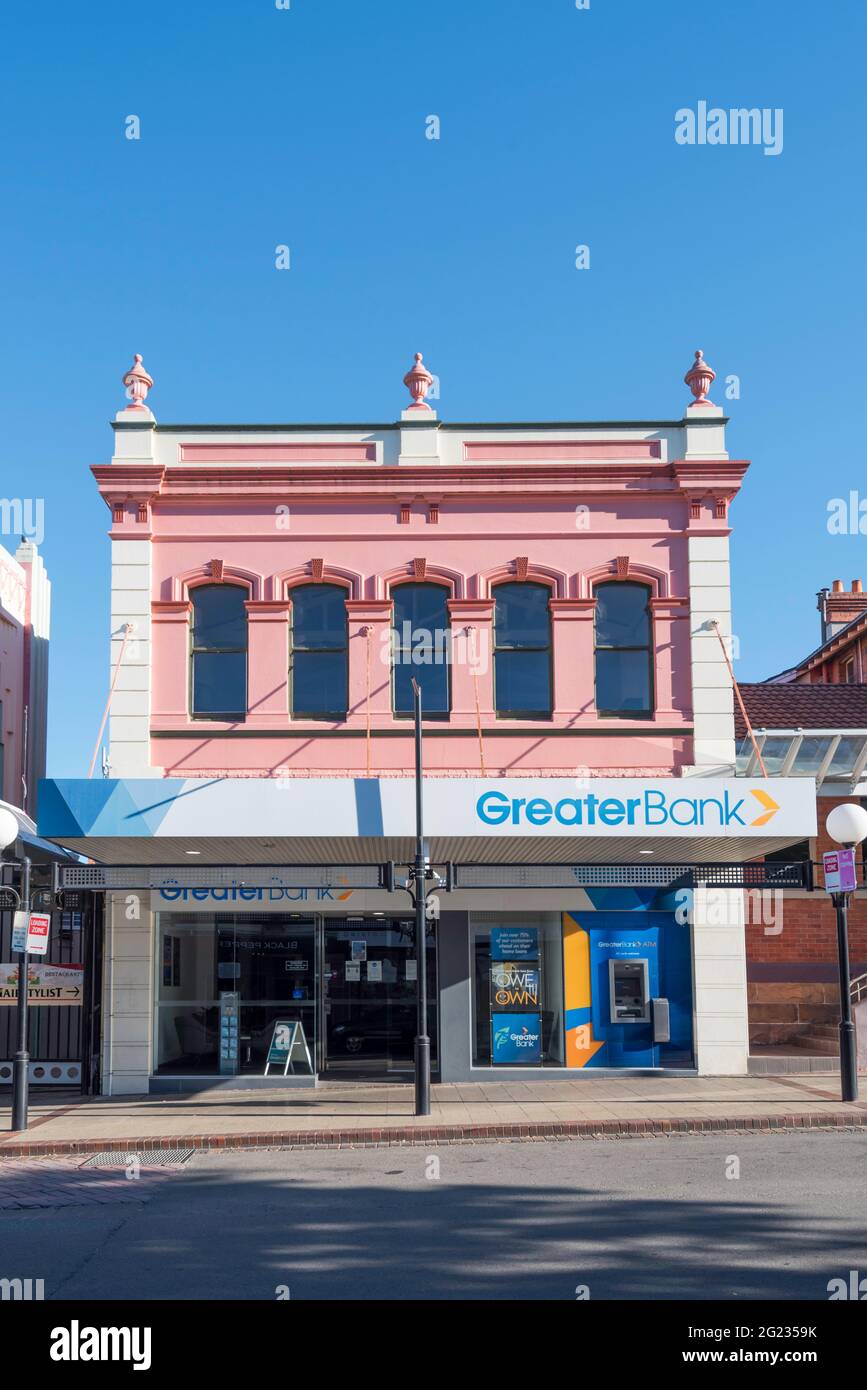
38,776,818,867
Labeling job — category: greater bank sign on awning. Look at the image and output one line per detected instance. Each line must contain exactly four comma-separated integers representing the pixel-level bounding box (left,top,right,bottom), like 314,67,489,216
39,777,817,866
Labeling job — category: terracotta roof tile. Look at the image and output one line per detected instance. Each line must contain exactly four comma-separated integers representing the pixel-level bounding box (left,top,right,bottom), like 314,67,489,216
735,683,867,738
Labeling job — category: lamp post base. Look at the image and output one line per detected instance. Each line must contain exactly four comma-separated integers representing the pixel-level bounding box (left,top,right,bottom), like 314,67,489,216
11,1052,29,1132
839,1020,859,1103
414,1034,431,1116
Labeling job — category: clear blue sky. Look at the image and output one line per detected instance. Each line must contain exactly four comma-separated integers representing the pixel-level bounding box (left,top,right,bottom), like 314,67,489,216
1,0,864,777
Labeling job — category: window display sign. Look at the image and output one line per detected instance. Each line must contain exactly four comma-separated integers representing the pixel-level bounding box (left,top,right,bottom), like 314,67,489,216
492,1013,542,1065
367,960,383,982
350,940,367,962
491,962,540,1010
490,926,538,961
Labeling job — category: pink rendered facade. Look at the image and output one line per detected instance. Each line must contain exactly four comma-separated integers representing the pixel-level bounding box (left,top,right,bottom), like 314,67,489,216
97,353,747,783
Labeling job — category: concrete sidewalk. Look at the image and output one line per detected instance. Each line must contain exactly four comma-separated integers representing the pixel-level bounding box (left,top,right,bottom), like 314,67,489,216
2,1074,867,1156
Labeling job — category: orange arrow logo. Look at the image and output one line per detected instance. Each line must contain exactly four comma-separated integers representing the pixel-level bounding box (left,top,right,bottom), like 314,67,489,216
750,788,780,827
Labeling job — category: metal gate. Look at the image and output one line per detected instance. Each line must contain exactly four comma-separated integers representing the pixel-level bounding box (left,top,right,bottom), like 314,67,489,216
0,870,103,1091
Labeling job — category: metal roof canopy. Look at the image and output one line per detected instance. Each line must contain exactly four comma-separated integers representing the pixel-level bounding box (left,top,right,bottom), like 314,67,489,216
61,859,812,892
737,730,867,787
49,829,813,869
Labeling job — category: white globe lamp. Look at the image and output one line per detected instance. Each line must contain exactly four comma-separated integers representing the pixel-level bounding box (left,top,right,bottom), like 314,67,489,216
0,807,20,852
826,803,867,847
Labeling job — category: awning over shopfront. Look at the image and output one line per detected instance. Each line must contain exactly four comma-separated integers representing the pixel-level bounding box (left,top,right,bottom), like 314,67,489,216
38,776,818,868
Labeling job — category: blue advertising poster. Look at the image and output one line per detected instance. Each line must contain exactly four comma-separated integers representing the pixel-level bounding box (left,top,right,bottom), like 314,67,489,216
490,926,538,961
491,1012,542,1064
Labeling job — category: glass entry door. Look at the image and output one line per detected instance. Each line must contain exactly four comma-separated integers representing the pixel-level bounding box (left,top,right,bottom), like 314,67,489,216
321,917,437,1078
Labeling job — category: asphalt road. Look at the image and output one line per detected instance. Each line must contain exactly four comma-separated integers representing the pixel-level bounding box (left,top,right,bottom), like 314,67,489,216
2,1131,866,1300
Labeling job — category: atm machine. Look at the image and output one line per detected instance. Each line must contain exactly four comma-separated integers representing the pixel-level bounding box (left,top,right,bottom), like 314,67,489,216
608,958,671,1053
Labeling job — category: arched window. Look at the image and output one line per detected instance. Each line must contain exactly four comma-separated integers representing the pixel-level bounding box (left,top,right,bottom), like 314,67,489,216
290,584,348,719
190,584,248,719
493,582,552,717
392,583,450,715
594,581,654,716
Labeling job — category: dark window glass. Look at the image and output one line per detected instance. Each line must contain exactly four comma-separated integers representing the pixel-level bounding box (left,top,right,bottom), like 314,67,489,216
290,584,348,718
392,583,450,715
191,585,248,719
493,582,551,716
594,582,653,716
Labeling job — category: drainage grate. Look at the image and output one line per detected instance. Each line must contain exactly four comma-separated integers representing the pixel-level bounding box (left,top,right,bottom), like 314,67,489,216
80,1147,195,1169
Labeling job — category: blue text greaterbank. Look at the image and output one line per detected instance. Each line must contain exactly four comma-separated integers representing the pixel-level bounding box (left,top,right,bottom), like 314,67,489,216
476,788,748,830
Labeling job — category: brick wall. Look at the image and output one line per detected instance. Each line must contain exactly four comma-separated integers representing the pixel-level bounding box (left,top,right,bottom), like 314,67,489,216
745,794,867,1045
746,895,867,964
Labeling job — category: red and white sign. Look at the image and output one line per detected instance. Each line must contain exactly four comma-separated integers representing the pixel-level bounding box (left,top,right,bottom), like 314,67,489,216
25,912,51,955
823,848,858,894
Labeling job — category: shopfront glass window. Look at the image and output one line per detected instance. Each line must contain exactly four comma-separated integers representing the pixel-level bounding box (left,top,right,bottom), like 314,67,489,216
191,584,248,719
493,582,552,717
470,912,565,1067
290,584,348,718
391,583,450,715
594,581,653,716
155,914,316,1076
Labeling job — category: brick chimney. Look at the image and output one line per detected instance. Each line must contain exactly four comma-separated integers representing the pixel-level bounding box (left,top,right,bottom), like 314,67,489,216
818,579,867,641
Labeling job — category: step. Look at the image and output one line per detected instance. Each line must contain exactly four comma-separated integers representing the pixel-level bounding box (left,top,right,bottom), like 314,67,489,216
792,1034,840,1054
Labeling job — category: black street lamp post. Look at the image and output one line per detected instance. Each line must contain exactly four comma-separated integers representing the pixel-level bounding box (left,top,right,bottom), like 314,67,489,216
1,805,62,1133
411,678,431,1117
11,857,32,1132
832,889,858,1103
824,802,867,1105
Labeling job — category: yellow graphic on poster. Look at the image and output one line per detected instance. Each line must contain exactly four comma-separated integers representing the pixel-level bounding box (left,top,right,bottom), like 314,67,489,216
562,914,605,1067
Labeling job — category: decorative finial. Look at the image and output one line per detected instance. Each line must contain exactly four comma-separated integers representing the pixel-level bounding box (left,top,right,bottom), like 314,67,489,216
403,351,434,411
684,348,715,406
122,353,154,410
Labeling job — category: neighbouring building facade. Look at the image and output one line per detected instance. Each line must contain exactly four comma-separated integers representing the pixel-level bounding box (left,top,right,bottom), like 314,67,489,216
737,648,867,1064
767,578,867,686
38,350,817,1093
0,539,50,822
0,540,93,1091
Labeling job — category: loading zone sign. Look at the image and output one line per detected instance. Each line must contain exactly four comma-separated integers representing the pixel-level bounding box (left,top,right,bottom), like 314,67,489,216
24,912,51,955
